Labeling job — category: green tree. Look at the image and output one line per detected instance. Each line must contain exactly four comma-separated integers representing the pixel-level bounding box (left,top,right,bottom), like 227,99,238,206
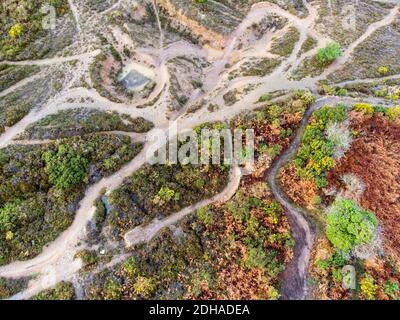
42,144,89,190
317,42,342,65
122,256,139,278
0,200,22,233
196,206,214,226
153,186,179,205
384,280,399,299
243,245,269,271
326,199,378,252
103,277,122,300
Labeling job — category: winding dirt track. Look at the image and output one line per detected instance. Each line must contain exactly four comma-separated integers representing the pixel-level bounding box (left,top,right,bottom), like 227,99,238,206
266,95,392,300
267,108,317,300
124,166,242,247
0,50,101,66
67,0,82,33
266,98,331,300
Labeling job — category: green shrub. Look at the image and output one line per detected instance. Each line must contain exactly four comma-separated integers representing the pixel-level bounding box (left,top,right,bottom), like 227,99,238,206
190,270,213,298
360,274,377,300
243,246,269,271
258,94,271,102
265,144,282,158
197,206,214,227
133,276,156,298
326,199,378,252
295,104,347,188
384,106,400,121
293,89,316,107
103,277,122,300
153,187,179,205
263,201,282,224
122,257,139,278
353,103,374,115
42,144,89,190
8,24,23,39
33,282,75,300
374,88,388,98
317,42,342,65
374,105,386,114
378,66,389,75
75,250,99,269
314,103,347,124
0,200,22,234
384,280,399,299
336,88,348,97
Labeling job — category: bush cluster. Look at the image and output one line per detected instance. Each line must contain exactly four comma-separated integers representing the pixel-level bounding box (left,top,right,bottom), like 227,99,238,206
295,104,348,188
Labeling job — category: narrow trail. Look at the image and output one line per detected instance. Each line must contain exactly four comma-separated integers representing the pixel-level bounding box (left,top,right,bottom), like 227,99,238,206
334,73,400,87
101,0,123,16
0,50,101,66
266,101,322,300
318,6,399,80
0,143,153,279
152,0,164,50
68,0,82,33
266,95,382,300
124,166,242,247
0,72,45,98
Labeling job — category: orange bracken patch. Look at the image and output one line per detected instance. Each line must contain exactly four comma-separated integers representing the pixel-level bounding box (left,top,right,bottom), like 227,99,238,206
327,113,400,260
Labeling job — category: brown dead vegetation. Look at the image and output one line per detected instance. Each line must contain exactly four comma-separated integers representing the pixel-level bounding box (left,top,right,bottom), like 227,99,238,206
279,164,318,210
327,112,400,260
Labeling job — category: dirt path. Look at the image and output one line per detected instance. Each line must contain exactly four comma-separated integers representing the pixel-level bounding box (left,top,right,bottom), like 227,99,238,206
124,166,242,247
0,50,101,66
1,0,399,300
68,0,82,33
319,6,399,80
153,0,164,50
0,143,153,279
0,72,45,98
266,100,323,300
334,73,400,87
266,95,388,300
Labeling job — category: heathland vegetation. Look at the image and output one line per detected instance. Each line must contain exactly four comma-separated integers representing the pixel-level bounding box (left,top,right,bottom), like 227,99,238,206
0,134,143,265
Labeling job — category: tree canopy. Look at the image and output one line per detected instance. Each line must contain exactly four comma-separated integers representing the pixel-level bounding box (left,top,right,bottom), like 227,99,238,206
326,198,378,252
